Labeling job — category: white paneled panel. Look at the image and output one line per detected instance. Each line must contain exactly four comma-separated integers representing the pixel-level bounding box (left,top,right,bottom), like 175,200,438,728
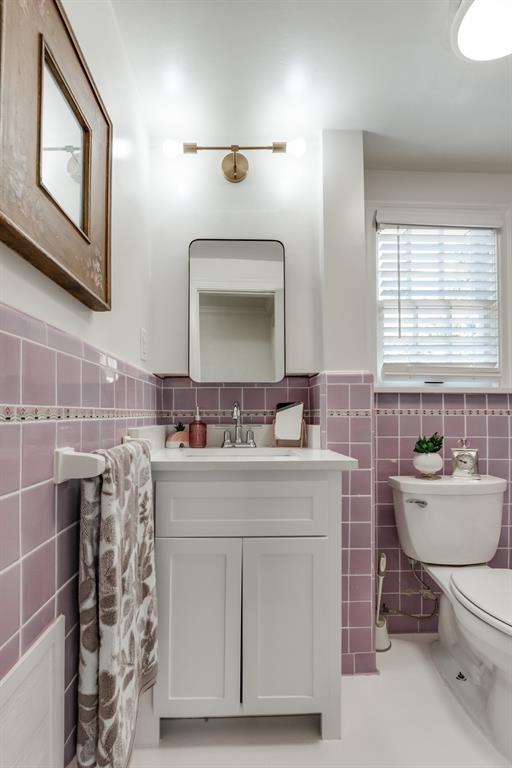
0,617,64,768
156,479,329,537
242,537,329,715
155,538,242,717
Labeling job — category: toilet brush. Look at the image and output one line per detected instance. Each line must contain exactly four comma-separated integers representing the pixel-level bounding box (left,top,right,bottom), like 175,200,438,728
375,552,391,652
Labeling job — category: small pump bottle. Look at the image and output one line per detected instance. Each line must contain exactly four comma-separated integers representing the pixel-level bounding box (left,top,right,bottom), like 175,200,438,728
189,406,207,448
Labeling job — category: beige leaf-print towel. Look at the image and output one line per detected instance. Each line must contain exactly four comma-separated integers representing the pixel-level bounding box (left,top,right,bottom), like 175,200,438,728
77,440,157,768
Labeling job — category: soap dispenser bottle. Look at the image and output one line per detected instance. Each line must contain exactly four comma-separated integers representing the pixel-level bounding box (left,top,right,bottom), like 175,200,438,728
189,406,207,448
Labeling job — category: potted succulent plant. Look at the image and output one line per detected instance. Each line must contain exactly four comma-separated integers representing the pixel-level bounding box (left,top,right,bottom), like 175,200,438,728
413,432,444,478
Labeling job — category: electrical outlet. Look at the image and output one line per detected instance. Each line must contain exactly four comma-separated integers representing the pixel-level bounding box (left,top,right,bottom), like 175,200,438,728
139,327,148,362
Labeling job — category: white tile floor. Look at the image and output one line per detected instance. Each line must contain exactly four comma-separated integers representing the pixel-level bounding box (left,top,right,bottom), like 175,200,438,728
130,635,509,768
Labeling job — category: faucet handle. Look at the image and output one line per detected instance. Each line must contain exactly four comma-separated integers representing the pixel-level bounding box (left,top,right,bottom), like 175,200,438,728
246,429,256,448
222,430,233,448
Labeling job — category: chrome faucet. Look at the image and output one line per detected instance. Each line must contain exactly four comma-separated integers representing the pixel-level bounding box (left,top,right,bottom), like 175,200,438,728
232,400,243,444
222,400,256,448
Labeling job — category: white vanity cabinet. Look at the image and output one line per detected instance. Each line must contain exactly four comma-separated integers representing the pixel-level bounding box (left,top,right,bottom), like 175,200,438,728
136,448,357,745
155,535,329,720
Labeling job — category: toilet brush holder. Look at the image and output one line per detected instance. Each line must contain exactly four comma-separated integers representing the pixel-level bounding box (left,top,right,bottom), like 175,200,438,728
375,552,391,652
375,617,391,652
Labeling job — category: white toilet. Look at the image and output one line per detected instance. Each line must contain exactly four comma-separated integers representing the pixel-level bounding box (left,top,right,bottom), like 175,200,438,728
389,475,511,761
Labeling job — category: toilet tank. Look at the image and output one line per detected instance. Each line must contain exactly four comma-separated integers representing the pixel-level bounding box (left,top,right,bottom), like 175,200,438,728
388,476,507,565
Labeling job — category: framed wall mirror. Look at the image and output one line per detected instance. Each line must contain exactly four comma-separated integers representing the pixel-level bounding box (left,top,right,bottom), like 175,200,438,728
0,0,112,310
189,239,285,383
40,45,91,234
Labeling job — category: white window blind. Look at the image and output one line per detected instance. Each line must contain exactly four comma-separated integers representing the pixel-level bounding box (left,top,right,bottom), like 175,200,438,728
377,225,500,379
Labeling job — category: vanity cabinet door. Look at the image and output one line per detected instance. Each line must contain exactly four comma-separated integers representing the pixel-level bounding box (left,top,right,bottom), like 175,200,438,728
242,537,329,715
155,537,242,718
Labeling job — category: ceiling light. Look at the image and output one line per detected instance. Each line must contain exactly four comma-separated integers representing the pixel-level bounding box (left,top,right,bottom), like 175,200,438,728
162,139,183,158
452,0,512,61
287,138,307,157
182,141,287,183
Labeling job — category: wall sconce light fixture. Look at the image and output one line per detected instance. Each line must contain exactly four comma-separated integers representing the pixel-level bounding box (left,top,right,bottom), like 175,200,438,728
183,141,287,183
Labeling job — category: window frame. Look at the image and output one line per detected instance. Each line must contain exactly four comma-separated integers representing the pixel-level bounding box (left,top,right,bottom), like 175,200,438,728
366,205,512,392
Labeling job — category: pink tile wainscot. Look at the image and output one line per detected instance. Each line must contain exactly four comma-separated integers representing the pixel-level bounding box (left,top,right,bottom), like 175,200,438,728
0,301,162,761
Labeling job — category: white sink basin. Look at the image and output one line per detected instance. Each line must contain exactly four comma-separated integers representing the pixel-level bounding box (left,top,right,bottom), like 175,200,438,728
183,447,298,458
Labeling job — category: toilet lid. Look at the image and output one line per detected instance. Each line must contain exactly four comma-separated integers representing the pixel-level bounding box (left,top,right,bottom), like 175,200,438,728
450,569,512,629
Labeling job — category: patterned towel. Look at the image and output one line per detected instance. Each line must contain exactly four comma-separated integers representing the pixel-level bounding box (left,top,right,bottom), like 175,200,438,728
77,440,157,768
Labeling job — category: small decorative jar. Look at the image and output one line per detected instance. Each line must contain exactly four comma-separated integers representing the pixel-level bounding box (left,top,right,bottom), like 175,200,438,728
166,422,189,449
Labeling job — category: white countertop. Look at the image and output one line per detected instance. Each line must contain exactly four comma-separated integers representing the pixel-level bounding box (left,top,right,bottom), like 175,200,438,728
151,447,358,472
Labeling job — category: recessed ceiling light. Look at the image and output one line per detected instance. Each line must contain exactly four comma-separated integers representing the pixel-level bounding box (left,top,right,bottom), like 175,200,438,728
452,0,512,61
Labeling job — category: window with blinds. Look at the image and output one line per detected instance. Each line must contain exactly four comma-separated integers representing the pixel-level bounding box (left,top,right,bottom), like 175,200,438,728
377,225,500,381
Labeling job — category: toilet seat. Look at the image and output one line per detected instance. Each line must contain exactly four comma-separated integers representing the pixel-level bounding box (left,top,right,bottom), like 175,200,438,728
450,569,512,637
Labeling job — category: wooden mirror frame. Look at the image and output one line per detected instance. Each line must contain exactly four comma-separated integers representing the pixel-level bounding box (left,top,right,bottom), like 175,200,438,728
0,0,112,310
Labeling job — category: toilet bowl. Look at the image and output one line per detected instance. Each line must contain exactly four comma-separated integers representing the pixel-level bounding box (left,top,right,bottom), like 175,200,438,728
389,476,511,761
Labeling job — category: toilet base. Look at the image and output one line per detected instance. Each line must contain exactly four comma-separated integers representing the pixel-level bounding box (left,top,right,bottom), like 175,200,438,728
430,596,512,762
431,640,491,738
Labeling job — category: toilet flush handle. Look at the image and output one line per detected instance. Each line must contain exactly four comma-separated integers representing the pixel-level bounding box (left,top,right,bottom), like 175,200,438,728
406,498,428,508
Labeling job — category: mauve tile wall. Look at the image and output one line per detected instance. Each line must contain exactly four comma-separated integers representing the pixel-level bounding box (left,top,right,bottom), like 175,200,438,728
311,372,376,675
160,376,311,424
0,303,161,766
375,392,512,634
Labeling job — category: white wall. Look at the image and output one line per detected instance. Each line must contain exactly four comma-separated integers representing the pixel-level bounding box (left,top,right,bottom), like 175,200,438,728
0,0,152,369
365,170,512,209
148,136,323,376
9,3,510,387
321,130,368,371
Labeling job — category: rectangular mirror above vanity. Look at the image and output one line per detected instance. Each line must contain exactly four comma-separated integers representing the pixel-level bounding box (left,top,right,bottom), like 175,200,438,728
189,239,285,382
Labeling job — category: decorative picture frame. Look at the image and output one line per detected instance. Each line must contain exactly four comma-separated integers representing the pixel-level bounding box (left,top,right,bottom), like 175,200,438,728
0,0,112,310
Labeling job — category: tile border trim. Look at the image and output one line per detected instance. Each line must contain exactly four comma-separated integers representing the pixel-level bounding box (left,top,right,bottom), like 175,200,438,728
375,408,510,417
0,406,159,423
0,406,320,423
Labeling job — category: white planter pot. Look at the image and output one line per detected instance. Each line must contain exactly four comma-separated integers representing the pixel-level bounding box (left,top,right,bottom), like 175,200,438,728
413,452,443,477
